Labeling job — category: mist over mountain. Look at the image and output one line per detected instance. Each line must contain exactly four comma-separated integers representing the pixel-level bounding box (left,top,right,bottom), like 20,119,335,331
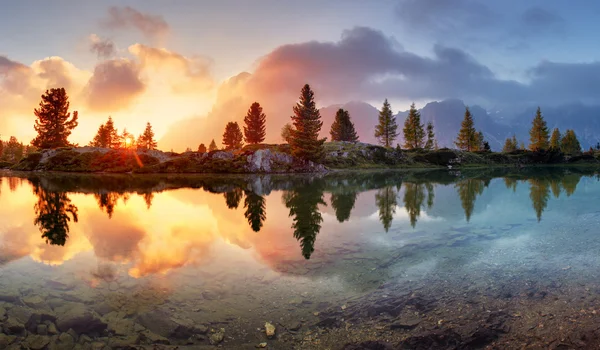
321,99,600,151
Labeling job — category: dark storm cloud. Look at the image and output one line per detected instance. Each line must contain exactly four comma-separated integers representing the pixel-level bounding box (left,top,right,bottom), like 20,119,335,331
84,59,145,112
102,6,169,41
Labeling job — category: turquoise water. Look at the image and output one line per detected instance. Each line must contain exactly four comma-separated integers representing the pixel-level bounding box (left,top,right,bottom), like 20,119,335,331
0,168,599,349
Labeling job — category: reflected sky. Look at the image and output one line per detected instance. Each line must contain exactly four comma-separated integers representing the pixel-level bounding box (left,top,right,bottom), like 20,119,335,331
0,168,598,283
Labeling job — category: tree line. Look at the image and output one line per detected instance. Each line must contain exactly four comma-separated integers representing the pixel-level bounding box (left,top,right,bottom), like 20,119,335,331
19,86,587,162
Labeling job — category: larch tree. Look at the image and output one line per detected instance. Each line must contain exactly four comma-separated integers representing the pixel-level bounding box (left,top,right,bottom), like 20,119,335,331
560,129,581,155
31,88,79,149
549,128,561,151
289,84,326,162
402,103,425,149
281,123,294,144
198,143,207,153
329,108,359,142
222,122,244,150
374,99,398,148
209,139,218,152
455,107,478,151
529,107,549,151
424,122,436,150
243,102,267,144
502,135,518,152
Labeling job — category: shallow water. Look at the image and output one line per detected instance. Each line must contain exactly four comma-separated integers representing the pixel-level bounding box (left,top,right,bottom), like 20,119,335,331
1,168,600,349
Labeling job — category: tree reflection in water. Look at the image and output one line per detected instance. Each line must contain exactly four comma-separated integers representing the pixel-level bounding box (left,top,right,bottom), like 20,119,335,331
32,181,79,246
244,191,266,232
284,181,326,259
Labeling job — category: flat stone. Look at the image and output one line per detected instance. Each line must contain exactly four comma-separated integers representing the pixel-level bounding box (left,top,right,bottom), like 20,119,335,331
3,317,25,334
0,289,20,302
103,311,134,336
139,330,170,345
37,324,48,335
23,334,51,350
288,321,302,331
7,305,34,323
55,304,107,334
136,309,178,338
23,295,46,309
390,317,421,330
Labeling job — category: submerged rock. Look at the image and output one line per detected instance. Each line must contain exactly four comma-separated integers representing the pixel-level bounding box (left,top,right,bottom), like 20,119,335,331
265,322,276,338
55,304,107,334
209,328,225,344
23,334,50,350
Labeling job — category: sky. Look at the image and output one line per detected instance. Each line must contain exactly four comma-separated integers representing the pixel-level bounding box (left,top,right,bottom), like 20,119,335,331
2,0,600,150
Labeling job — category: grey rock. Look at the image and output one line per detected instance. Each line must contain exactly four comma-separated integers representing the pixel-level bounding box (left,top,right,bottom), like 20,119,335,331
390,316,421,330
47,322,58,335
3,317,25,334
37,324,48,335
23,295,46,309
56,304,107,334
288,321,302,331
7,305,34,323
136,309,178,338
0,289,20,302
79,334,92,344
0,333,15,348
211,151,234,160
23,334,51,350
138,330,169,345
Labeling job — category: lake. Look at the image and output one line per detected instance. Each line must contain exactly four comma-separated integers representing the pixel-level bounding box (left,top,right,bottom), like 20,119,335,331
1,168,600,349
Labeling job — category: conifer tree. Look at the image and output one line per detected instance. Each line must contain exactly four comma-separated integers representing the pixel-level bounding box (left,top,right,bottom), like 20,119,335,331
529,107,549,151
549,128,561,151
209,139,218,152
138,122,158,150
32,88,78,149
198,143,207,153
0,136,4,158
90,123,109,148
289,84,326,162
121,128,133,149
330,108,359,142
243,102,267,144
475,131,486,151
244,191,267,232
560,129,581,155
455,107,478,151
424,122,436,150
403,103,425,149
502,136,517,152
222,122,244,150
374,99,397,148
3,136,24,162
281,123,293,143
104,117,120,149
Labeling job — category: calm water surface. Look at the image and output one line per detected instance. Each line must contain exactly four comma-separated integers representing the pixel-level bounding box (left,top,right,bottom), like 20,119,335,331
1,168,600,349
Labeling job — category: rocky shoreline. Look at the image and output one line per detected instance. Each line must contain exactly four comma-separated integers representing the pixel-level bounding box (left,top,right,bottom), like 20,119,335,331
5,142,600,175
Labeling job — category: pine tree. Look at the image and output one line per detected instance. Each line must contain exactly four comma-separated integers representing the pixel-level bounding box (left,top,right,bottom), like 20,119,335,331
529,107,549,151
0,137,3,159
90,123,109,148
138,122,157,150
455,107,478,151
424,122,436,150
209,139,218,152
244,191,267,232
549,128,561,151
289,84,326,162
560,129,581,155
243,102,267,144
403,103,425,149
330,108,359,142
198,143,207,153
374,99,398,148
222,122,244,150
31,88,78,149
104,116,120,149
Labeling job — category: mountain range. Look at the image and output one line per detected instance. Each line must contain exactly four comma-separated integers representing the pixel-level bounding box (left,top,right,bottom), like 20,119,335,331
319,99,600,151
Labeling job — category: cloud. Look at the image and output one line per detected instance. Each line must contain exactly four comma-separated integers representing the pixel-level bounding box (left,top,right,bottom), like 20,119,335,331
519,6,566,35
0,55,35,96
84,59,145,112
89,34,116,59
395,0,496,36
103,6,169,41
33,57,74,91
129,43,213,93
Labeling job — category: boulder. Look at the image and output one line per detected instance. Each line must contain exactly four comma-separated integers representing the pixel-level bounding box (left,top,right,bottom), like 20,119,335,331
135,309,178,338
